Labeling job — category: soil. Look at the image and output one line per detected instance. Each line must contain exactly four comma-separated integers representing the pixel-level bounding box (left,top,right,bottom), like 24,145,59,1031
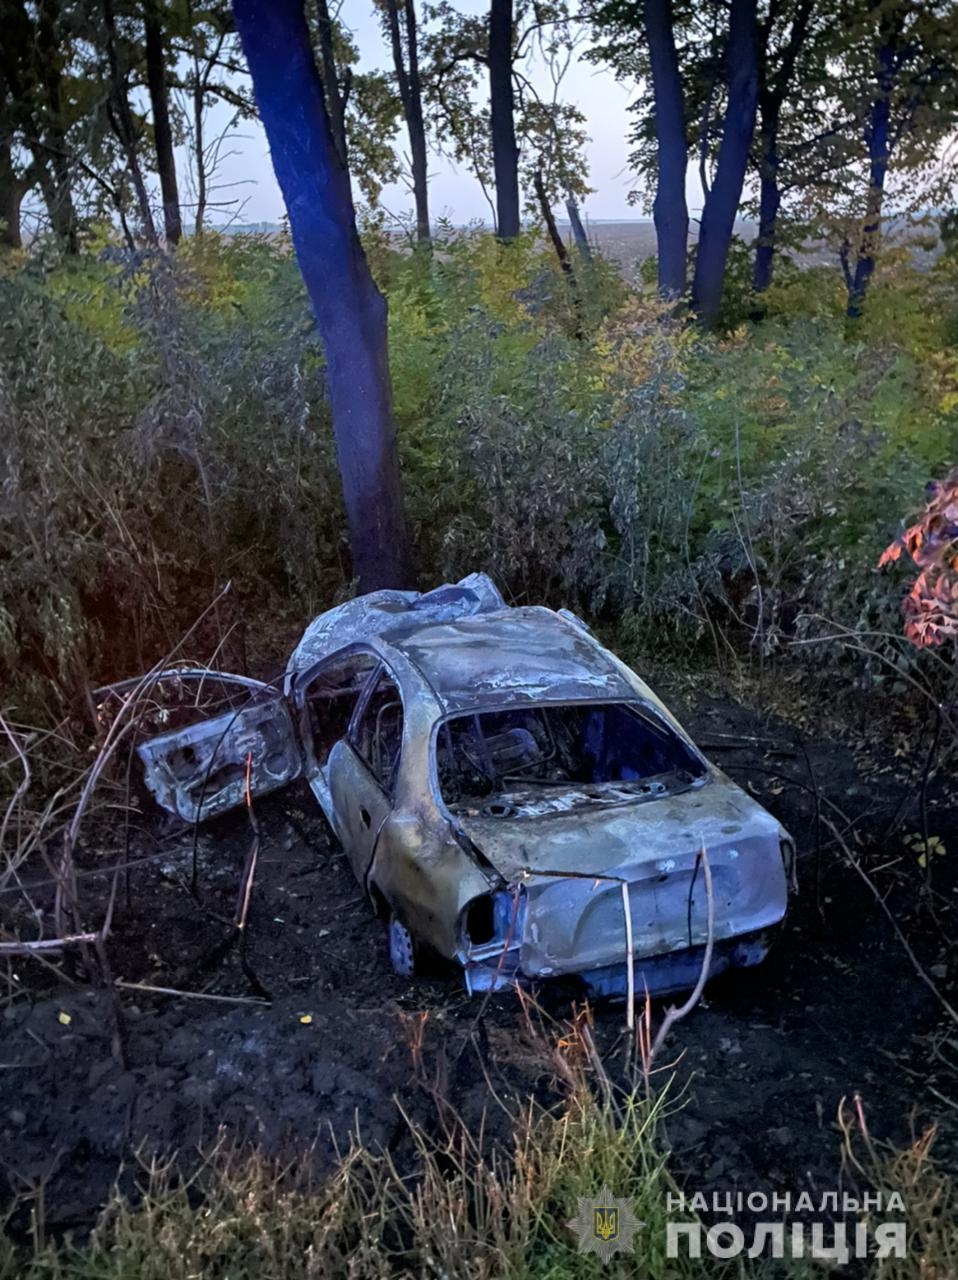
1,688,956,1237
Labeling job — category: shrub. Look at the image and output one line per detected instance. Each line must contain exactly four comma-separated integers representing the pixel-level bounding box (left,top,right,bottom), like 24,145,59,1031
2,229,957,727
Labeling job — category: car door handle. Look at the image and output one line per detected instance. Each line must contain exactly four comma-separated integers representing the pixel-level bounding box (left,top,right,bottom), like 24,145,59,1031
359,806,371,829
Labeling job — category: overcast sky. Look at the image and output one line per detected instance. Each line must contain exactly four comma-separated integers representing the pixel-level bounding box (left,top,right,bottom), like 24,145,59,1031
196,2,651,229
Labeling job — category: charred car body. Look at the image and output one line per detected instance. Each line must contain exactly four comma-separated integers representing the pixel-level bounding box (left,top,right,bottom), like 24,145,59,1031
99,575,796,997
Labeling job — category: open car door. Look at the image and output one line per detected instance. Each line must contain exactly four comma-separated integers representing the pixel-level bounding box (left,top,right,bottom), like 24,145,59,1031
94,669,301,825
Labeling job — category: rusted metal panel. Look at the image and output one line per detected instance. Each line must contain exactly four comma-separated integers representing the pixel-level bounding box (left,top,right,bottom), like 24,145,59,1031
388,608,636,711
94,670,301,825
285,572,505,691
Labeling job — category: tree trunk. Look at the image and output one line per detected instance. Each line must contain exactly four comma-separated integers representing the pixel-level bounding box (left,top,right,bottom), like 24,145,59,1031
537,170,582,338
753,0,813,295
36,0,78,252
185,0,208,236
692,0,759,327
752,117,780,293
847,35,894,319
233,0,413,591
489,0,520,239
34,151,76,249
103,0,159,244
315,0,349,170
0,140,24,248
193,70,207,235
534,168,572,276
144,0,182,245
565,194,592,260
643,0,689,300
2,0,76,248
403,0,429,244
385,0,430,244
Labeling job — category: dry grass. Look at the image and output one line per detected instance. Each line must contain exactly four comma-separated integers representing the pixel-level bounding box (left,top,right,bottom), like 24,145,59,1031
1,1001,956,1278
839,1096,958,1280
0,1007,712,1280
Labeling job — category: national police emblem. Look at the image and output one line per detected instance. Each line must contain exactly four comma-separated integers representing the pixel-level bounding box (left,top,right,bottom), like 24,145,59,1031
567,1186,643,1262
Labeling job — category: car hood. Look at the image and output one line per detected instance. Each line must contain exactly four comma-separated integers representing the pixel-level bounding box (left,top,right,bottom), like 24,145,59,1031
455,774,784,883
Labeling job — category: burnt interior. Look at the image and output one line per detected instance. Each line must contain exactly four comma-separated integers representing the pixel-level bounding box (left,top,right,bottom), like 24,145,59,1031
303,653,378,766
436,702,705,809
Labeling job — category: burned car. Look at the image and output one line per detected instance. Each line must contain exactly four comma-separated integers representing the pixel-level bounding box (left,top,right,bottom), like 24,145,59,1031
100,575,796,997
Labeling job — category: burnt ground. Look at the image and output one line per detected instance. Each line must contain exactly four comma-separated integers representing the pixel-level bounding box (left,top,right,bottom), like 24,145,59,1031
1,688,956,1237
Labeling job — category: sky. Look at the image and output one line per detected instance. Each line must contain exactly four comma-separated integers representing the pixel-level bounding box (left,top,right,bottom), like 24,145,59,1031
195,1,652,229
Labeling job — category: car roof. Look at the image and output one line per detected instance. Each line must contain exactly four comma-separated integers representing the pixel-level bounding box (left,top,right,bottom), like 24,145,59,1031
383,606,636,713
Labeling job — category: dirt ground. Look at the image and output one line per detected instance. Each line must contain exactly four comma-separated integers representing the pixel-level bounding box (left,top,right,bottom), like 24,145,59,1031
1,686,956,1237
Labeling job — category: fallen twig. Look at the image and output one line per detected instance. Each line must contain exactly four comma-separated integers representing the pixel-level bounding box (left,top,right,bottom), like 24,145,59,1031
0,713,31,873
114,979,269,1006
234,752,259,932
0,932,98,956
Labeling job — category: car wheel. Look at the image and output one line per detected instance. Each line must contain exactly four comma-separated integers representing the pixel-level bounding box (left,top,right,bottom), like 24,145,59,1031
387,914,418,978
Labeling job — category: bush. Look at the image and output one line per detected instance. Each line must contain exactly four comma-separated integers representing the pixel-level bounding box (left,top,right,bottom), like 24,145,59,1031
0,240,343,718
2,227,957,729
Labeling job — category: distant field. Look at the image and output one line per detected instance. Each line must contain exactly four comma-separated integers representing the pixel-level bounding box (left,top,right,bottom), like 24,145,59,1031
561,218,759,280
223,215,938,280
563,219,658,279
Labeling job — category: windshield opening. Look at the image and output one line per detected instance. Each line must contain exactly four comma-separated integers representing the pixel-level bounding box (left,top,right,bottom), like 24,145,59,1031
436,703,705,811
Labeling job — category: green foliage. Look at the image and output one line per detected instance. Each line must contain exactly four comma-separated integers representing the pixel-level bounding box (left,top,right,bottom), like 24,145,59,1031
1,225,957,723
0,235,340,715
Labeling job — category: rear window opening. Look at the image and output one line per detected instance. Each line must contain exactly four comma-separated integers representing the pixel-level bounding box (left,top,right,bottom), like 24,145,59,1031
436,703,705,811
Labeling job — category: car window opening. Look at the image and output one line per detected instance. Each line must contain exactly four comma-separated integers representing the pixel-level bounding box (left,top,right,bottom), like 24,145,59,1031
353,672,403,791
96,672,265,739
437,703,705,811
304,654,378,766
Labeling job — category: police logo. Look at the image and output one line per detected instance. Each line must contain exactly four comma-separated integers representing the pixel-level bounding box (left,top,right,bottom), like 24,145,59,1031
568,1186,642,1262
594,1205,619,1242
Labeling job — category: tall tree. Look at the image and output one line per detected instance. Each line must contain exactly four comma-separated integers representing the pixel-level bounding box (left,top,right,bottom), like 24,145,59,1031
102,0,159,243
760,0,958,317
489,0,520,237
588,0,730,311
0,85,36,248
0,138,30,248
143,0,182,245
839,0,958,318
422,1,586,233
382,0,430,243
752,0,817,292
232,0,412,590
307,3,402,207
34,0,79,250
167,0,255,235
0,0,80,250
691,0,759,325
643,0,688,298
841,5,899,318
533,164,571,274
314,0,349,168
591,0,835,314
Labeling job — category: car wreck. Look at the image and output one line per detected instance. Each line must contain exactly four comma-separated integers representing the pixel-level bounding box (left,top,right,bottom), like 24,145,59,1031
96,574,796,998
